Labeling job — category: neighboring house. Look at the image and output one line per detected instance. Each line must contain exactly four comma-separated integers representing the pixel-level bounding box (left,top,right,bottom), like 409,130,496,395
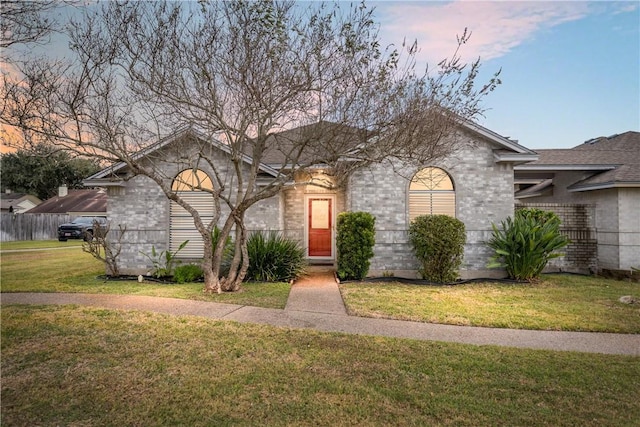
515,131,640,273
0,192,41,213
84,122,538,278
27,186,107,216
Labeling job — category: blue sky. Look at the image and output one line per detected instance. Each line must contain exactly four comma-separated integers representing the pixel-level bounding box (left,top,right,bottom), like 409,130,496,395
373,1,639,149
3,1,638,151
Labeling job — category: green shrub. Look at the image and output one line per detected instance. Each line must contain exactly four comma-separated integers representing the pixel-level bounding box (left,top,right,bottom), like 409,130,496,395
246,231,306,282
409,215,466,282
173,264,204,283
140,240,188,278
336,212,376,281
515,207,559,225
487,208,570,281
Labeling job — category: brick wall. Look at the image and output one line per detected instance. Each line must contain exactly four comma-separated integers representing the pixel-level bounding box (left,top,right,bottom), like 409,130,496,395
107,177,168,274
516,203,597,273
347,132,515,279
106,139,283,275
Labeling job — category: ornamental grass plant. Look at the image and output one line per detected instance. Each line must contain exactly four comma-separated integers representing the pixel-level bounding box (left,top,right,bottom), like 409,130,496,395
245,231,306,282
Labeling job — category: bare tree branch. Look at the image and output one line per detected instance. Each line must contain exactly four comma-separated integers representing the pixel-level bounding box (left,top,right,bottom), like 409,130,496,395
1,0,500,292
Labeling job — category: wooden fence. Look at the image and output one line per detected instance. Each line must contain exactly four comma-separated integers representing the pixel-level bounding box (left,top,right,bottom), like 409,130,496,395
0,213,73,241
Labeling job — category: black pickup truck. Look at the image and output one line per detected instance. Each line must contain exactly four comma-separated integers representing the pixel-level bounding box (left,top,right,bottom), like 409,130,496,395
57,216,107,241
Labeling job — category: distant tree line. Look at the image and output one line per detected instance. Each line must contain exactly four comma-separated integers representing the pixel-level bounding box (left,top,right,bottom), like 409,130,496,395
0,144,101,200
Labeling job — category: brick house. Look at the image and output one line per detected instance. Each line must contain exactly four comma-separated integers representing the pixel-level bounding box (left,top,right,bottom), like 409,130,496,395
0,192,41,213
515,131,640,273
84,121,537,278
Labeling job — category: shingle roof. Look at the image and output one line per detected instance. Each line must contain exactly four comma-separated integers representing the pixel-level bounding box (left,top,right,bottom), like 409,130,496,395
86,120,537,185
516,131,640,190
259,121,367,166
260,120,537,166
0,193,42,211
27,189,107,214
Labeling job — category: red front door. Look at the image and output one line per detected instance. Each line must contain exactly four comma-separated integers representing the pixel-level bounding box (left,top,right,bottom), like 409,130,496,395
308,197,332,257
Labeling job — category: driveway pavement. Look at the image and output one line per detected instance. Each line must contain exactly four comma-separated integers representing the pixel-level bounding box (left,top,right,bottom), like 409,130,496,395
2,270,639,356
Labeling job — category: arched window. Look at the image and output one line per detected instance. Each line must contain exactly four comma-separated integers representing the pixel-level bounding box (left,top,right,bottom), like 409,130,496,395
409,167,455,221
171,169,213,191
170,169,214,258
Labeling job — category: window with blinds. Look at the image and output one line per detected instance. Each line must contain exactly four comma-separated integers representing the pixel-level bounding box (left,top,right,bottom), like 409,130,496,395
170,170,214,258
409,167,455,221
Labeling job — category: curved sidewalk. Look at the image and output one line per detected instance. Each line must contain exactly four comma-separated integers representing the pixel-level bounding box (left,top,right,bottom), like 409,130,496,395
2,290,638,356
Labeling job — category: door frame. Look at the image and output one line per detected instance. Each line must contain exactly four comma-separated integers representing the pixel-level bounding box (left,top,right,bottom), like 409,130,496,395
304,194,336,261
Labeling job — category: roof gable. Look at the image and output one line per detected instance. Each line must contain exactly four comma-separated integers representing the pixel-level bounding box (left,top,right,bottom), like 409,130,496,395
85,127,280,184
459,119,536,155
0,193,42,211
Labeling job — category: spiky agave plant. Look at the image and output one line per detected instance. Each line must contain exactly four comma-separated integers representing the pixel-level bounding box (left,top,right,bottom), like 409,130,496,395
488,209,569,281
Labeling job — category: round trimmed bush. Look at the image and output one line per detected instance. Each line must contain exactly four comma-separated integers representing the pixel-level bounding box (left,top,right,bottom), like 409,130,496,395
409,215,466,282
336,211,376,281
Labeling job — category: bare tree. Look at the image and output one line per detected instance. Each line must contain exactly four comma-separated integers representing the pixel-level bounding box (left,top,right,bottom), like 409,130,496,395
82,222,127,277
1,0,65,48
0,1,500,292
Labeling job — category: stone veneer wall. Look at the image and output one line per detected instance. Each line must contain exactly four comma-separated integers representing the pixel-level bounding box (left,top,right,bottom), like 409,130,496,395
516,203,597,273
347,134,515,279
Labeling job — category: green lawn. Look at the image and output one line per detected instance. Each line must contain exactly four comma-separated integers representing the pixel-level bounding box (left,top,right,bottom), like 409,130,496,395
2,305,639,426
3,240,640,332
0,239,82,250
2,241,639,425
340,275,640,333
0,242,291,309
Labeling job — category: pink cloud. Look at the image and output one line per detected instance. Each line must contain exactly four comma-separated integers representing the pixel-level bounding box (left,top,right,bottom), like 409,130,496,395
377,1,592,62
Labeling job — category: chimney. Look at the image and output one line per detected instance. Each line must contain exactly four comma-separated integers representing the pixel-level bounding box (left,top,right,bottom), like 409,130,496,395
58,185,68,197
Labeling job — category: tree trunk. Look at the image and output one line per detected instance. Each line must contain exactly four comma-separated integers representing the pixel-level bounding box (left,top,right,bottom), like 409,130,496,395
202,237,221,294
220,214,248,292
203,223,232,294
203,214,241,293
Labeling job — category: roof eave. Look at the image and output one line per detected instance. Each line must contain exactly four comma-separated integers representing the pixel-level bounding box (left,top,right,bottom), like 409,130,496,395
86,127,281,183
83,178,126,187
515,164,619,171
515,192,546,199
568,181,640,192
494,152,539,164
459,119,535,154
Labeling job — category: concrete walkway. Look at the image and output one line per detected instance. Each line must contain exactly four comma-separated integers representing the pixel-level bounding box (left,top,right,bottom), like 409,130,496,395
285,268,347,315
2,270,639,356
